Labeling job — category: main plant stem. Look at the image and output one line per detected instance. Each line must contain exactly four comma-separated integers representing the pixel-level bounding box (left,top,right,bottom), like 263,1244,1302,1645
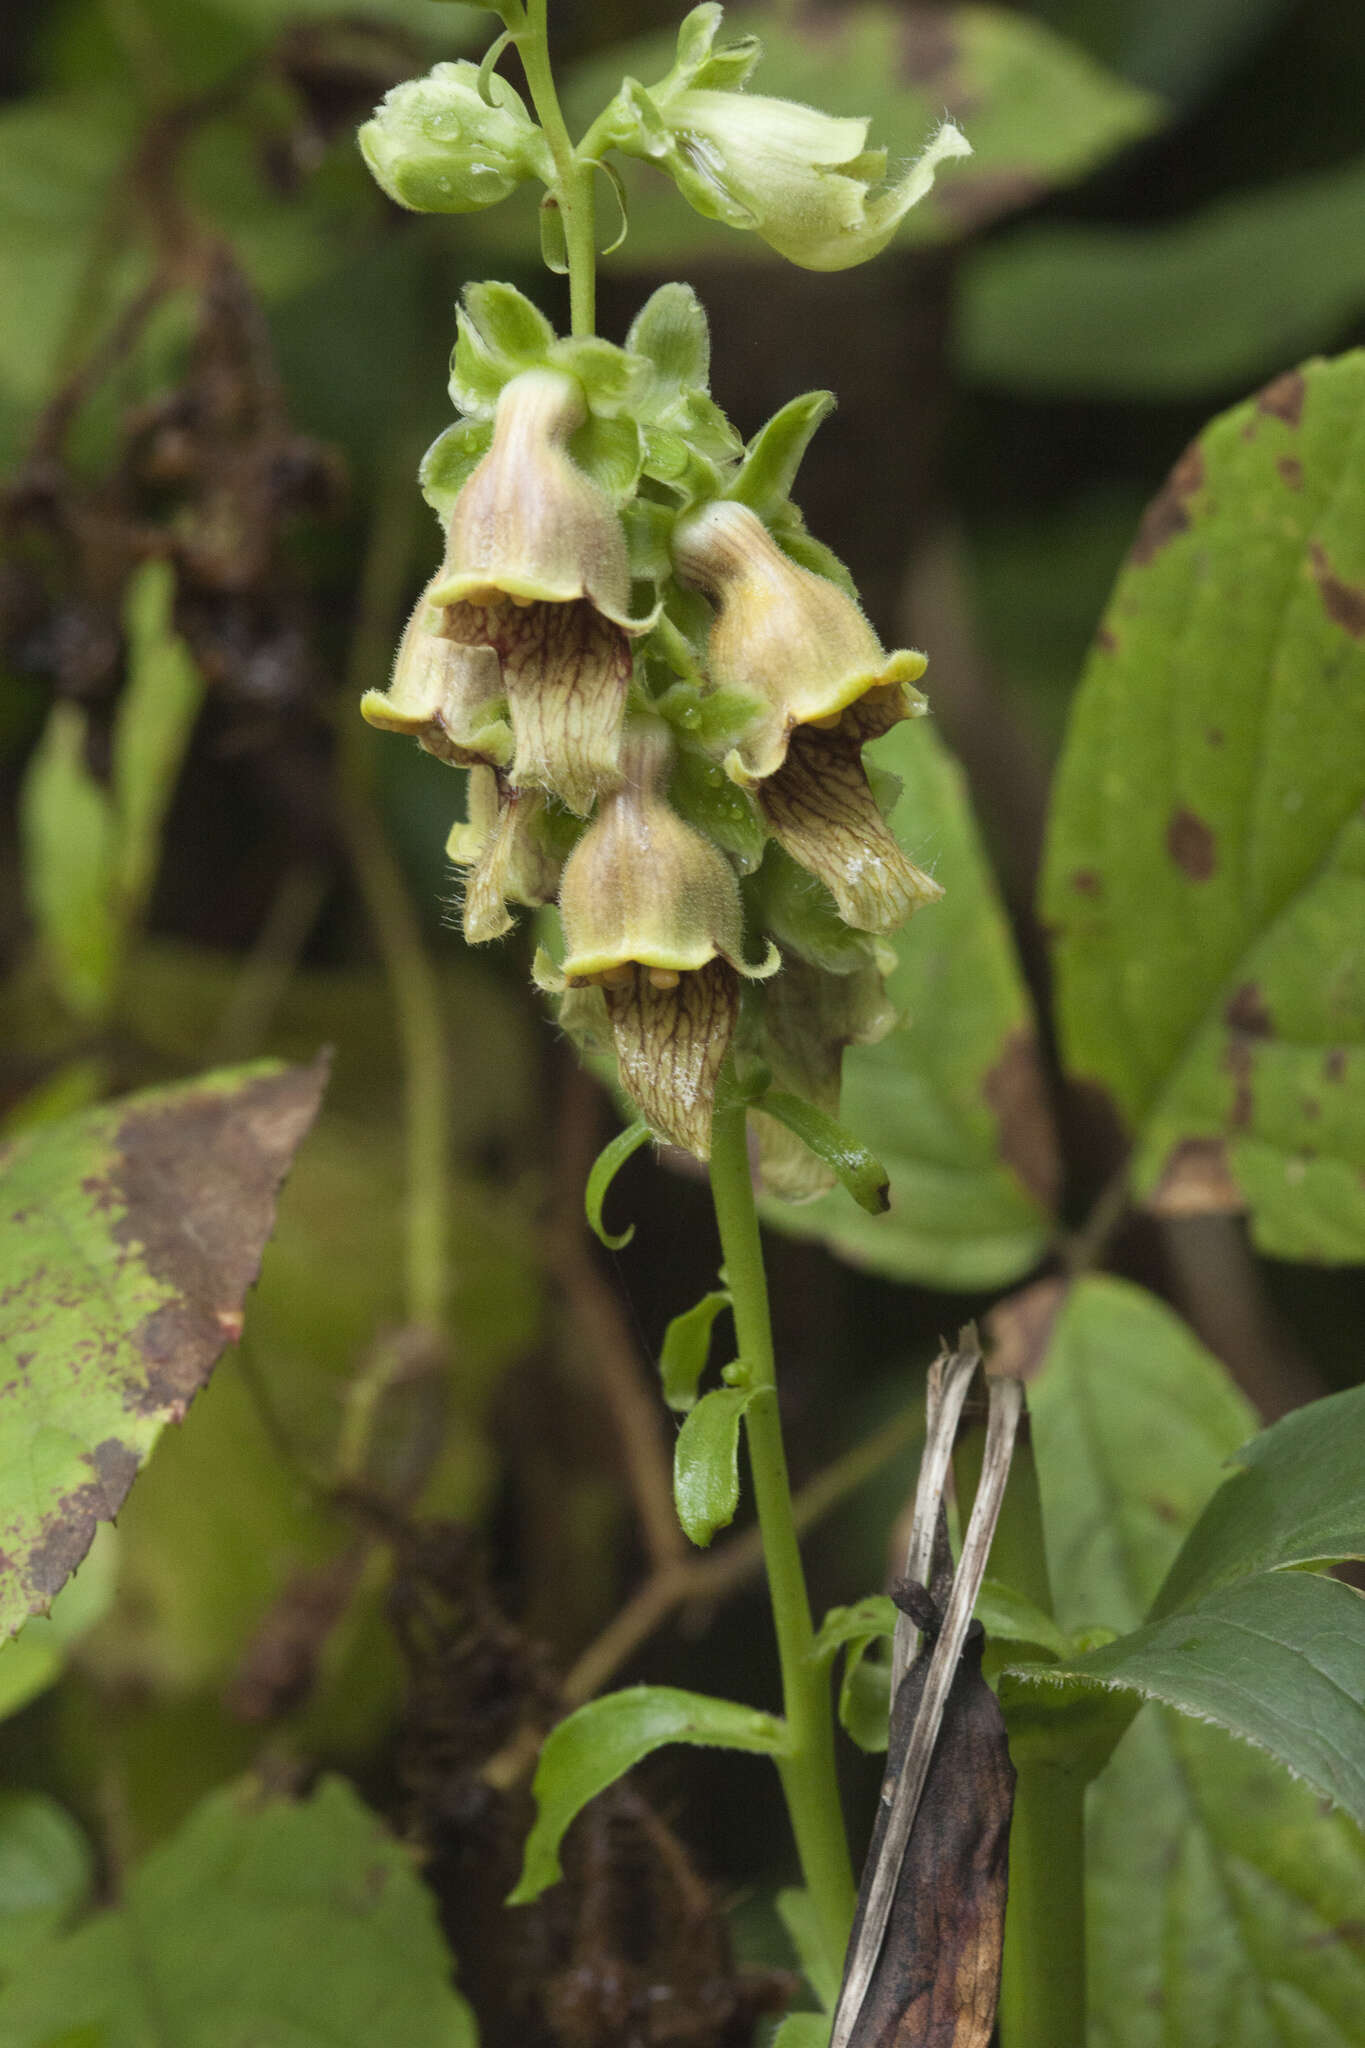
998,1757,1088,2048
515,0,597,336
709,1074,857,1985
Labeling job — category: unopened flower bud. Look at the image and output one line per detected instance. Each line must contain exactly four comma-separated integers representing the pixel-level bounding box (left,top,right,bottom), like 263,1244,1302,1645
604,8,970,271
674,500,941,933
359,62,553,214
360,575,509,768
431,369,648,814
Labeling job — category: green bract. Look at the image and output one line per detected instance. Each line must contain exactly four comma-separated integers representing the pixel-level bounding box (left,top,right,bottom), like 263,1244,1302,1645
359,61,553,213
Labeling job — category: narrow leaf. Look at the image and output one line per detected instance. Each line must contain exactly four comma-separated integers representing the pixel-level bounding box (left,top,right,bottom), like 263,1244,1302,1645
0,1057,328,1636
0,1778,476,2044
1152,1383,1365,1620
584,1118,652,1249
19,704,119,1023
112,561,203,920
658,1289,731,1411
757,1092,889,1214
510,1684,789,1903
1004,1572,1365,1827
673,1384,757,1546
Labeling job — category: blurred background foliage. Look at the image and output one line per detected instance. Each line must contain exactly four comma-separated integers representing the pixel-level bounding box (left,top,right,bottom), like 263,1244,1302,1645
0,0,1363,2039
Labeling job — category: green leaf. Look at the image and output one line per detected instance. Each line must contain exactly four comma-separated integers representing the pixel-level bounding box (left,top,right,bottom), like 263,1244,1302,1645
673,1385,758,1546
658,1288,732,1411
0,1795,92,1975
1023,1274,1365,2048
0,1058,328,1637
0,1777,477,2045
1005,1572,1365,1826
776,1888,841,2014
772,2016,833,2048
0,1526,117,1723
973,1576,1072,1658
551,3,1161,270
756,1092,890,1214
584,1118,652,1249
1042,351,1365,1260
811,1595,896,1753
958,157,1365,399
20,704,120,1023
764,720,1057,1288
1087,1707,1365,2048
1153,1383,1365,1620
727,392,835,521
112,562,204,919
510,1685,789,1903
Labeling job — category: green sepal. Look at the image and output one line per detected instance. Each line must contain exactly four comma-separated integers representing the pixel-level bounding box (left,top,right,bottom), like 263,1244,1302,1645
584,1119,653,1249
669,750,767,873
768,511,859,600
625,280,711,396
754,1091,891,1214
419,417,494,521
509,1683,789,1903
658,1288,733,1411
728,391,836,521
745,845,879,976
449,280,555,415
669,2,760,93
567,410,643,504
673,1384,760,1546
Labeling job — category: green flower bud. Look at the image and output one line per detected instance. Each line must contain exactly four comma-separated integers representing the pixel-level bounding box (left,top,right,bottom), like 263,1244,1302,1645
446,767,564,945
673,500,941,933
359,574,510,769
430,369,650,815
605,8,970,271
552,721,774,1158
359,62,553,214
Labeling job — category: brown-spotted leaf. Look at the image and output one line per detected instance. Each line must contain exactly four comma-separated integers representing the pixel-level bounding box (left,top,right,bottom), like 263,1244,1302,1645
0,1057,328,1637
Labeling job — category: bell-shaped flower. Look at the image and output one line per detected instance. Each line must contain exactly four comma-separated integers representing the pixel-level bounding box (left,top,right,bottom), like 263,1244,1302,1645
553,720,774,1157
430,367,650,816
446,766,564,946
752,950,897,1201
359,62,553,214
603,8,970,272
673,500,942,933
359,573,510,769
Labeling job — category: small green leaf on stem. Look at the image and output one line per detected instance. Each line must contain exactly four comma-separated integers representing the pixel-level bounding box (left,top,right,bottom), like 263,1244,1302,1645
758,1091,890,1213
510,1684,789,1904
659,1288,732,1410
584,1118,653,1248
673,1384,759,1545
727,390,835,520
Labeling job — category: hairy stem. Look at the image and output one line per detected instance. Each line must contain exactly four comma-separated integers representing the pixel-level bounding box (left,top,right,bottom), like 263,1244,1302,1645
708,1071,856,1985
516,0,598,335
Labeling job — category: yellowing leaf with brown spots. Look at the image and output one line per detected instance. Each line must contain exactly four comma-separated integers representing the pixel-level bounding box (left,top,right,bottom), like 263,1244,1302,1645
1041,351,1365,1259
0,1058,327,1638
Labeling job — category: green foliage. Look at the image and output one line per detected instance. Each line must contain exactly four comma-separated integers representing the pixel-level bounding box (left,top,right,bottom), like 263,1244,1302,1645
812,1595,898,1753
1020,1275,1365,2048
0,1777,478,2045
0,1796,92,1975
0,1529,117,1724
510,1684,789,1904
959,156,1365,398
657,1287,732,1410
0,1059,327,1637
767,720,1057,1287
673,1383,759,1544
1043,351,1365,1259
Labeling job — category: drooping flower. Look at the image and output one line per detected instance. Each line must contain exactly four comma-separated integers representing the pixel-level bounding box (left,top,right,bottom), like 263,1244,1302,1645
672,499,942,933
602,6,971,271
446,765,565,945
430,367,650,815
359,573,510,768
549,719,774,1157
